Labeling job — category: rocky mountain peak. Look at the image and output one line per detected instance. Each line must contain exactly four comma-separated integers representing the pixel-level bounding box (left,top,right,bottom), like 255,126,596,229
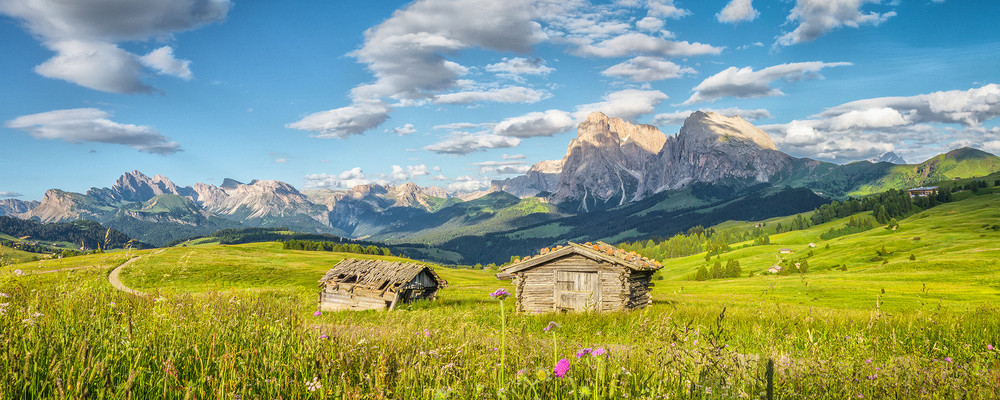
678,111,777,151
867,151,907,164
576,111,666,153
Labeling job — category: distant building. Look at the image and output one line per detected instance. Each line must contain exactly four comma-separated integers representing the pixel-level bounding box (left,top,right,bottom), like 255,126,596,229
767,265,782,274
808,243,816,248
908,186,939,198
318,258,446,311
779,248,792,254
500,242,661,313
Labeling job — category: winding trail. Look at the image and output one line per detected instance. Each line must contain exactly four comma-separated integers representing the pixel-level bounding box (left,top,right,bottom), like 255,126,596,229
108,256,146,297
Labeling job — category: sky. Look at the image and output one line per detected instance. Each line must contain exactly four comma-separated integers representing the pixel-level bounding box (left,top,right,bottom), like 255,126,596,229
2,0,999,201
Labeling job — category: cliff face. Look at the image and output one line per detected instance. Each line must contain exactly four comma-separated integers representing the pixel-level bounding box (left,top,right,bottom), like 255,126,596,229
638,111,793,196
491,159,562,198
550,112,666,211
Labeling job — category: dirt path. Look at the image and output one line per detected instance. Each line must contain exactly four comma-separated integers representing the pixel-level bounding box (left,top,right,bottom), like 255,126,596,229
108,257,146,297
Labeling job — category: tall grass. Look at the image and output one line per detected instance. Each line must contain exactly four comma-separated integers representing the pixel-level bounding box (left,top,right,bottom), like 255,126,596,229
1,271,998,399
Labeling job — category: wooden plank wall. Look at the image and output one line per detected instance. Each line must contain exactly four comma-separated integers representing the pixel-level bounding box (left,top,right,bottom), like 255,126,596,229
319,290,389,311
514,254,630,313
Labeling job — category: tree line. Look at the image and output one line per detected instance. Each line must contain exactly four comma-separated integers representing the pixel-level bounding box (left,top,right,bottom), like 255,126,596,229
282,239,393,257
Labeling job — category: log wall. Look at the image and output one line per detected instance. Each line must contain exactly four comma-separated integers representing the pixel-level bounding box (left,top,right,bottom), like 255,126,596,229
513,254,632,313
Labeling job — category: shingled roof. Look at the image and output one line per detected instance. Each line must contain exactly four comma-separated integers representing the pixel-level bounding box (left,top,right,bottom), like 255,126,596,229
503,241,662,275
319,258,446,291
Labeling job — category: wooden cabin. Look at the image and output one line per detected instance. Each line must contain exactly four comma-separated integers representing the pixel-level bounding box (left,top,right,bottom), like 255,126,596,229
318,258,446,311
500,242,662,313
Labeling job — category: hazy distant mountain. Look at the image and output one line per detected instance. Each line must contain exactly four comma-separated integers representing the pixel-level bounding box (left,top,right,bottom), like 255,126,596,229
491,159,562,198
0,199,39,216
867,151,907,164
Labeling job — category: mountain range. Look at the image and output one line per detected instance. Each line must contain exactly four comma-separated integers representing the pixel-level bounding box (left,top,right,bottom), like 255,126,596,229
5,110,1000,263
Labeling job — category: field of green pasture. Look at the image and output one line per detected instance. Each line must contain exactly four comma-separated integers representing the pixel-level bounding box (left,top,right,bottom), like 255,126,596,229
2,194,1000,398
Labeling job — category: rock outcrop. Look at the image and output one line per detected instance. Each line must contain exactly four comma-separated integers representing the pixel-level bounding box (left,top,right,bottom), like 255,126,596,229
491,159,562,198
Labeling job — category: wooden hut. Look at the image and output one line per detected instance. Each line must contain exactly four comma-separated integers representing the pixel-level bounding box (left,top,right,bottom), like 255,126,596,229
318,258,446,311
500,242,662,313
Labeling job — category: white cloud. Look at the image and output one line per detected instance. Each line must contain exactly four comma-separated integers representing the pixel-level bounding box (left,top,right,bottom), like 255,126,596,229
5,108,180,154
423,132,521,154
647,0,690,19
717,0,759,23
290,0,546,138
446,176,492,192
575,89,668,120
635,17,664,32
0,191,23,198
601,56,696,82
486,57,554,77
274,158,287,163
573,33,722,58
433,122,494,131
775,0,896,47
762,84,1000,161
0,0,230,93
471,160,530,175
502,153,527,159
304,167,384,189
493,110,576,138
390,165,409,180
139,46,193,80
683,61,851,104
286,101,391,139
433,86,549,104
653,107,772,125
391,124,416,136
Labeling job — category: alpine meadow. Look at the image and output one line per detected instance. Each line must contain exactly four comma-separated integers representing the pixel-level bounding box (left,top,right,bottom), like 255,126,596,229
2,0,1000,399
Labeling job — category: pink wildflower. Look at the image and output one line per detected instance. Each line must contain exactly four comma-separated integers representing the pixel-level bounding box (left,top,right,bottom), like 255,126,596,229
424,329,431,338
592,348,607,357
554,358,570,378
944,357,953,363
489,288,511,300
865,358,872,364
988,344,994,351
318,334,328,340
544,321,558,332
313,310,322,316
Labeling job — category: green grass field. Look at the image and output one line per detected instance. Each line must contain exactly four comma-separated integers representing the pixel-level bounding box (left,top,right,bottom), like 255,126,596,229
2,192,999,398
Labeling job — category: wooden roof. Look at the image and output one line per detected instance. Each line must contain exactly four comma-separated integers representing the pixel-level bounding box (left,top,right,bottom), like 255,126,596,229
318,258,446,291
503,241,662,275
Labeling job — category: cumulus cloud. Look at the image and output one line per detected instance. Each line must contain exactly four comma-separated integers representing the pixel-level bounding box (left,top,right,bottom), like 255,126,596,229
652,107,772,125
471,160,530,175
647,0,690,19
288,0,546,138
446,175,492,192
390,164,431,180
635,17,664,32
0,191,23,198
575,89,669,120
717,0,759,23
775,0,896,47
601,56,696,82
0,0,230,93
139,46,193,80
433,86,549,104
392,124,416,136
683,61,851,104
423,132,521,155
5,108,180,154
761,84,1000,161
493,110,576,138
573,33,722,58
486,57,554,77
285,101,391,139
304,167,383,189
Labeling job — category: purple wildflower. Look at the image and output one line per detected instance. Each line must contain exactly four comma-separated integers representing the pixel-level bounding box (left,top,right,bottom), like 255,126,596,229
576,347,593,358
988,344,994,351
554,358,570,378
944,357,953,363
544,321,558,332
865,358,872,364
313,310,322,316
424,329,431,338
489,288,511,300
318,334,328,340
592,348,607,357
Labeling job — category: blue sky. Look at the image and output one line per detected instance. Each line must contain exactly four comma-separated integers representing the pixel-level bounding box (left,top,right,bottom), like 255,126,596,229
2,0,999,200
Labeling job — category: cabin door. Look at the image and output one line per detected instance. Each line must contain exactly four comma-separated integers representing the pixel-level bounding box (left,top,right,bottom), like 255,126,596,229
555,271,599,311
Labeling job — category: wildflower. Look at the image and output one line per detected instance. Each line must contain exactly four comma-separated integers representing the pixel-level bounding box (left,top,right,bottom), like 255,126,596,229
313,310,322,316
305,376,322,392
866,358,872,364
0,293,7,298
536,369,549,380
22,318,34,325
489,288,511,300
592,348,607,357
516,369,526,378
110,302,116,308
424,329,431,338
13,269,23,276
318,335,328,340
944,357,953,363
554,358,570,378
544,321,558,332
576,347,593,358
989,344,994,351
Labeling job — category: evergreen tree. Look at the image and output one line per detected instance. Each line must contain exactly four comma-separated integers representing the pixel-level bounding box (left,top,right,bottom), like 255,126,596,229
710,261,724,279
695,266,709,281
